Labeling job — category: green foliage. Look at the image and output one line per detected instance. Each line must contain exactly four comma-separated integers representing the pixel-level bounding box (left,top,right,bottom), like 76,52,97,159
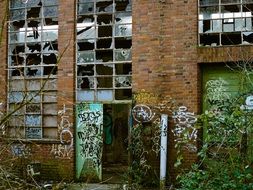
176,72,253,189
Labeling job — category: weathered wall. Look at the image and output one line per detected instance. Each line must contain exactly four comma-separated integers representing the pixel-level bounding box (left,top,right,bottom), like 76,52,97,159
132,0,199,182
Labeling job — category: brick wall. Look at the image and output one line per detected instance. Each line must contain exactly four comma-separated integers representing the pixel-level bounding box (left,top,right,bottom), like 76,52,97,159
132,0,199,182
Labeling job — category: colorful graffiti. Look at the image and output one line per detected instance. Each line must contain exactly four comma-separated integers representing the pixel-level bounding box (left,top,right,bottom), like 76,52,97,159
11,143,31,157
76,103,103,181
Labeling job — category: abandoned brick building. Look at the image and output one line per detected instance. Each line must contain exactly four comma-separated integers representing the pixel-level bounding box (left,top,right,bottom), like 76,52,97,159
1,0,253,185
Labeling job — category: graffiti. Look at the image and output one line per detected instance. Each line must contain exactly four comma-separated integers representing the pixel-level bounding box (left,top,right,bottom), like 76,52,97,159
132,104,155,123
78,111,102,124
11,143,31,157
51,104,73,159
27,163,40,176
77,124,103,168
76,103,103,180
172,106,197,152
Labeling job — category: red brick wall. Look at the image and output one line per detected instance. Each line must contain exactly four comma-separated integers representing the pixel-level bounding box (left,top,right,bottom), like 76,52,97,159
132,0,199,181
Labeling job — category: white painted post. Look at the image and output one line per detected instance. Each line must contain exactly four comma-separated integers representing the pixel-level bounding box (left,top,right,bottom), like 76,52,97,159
160,114,168,189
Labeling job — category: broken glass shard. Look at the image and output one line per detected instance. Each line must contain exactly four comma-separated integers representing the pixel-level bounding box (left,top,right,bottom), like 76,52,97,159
77,15,95,24
78,3,94,14
77,27,95,39
26,67,42,77
78,41,95,50
115,76,132,87
9,20,25,32
27,7,41,19
43,6,58,18
115,49,131,61
11,68,24,77
115,24,132,36
115,12,132,24
42,29,58,41
96,1,113,13
78,77,95,89
115,0,131,11
77,51,95,63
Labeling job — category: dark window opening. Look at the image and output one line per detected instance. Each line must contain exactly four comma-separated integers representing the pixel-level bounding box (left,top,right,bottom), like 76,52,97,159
97,38,112,49
26,68,40,77
78,77,94,89
203,20,211,32
98,26,112,37
27,7,41,19
97,77,113,88
43,53,57,64
77,15,94,24
26,54,41,65
11,55,24,65
78,41,95,51
96,1,113,13
243,32,253,43
78,3,94,15
78,65,94,76
27,43,41,52
45,18,58,26
12,68,24,77
96,64,113,75
97,14,112,25
115,89,131,100
243,4,253,12
115,63,132,75
200,33,220,46
221,32,241,45
115,38,132,48
115,0,130,11
96,50,113,62
43,66,57,75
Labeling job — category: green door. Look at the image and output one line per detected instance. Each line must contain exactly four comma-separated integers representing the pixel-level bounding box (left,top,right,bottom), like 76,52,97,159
76,103,103,181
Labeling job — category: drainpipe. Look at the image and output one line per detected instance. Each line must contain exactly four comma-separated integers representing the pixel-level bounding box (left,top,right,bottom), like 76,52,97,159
160,114,168,189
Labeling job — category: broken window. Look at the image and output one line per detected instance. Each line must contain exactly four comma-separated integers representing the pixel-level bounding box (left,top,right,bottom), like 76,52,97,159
76,0,132,102
199,0,253,46
7,0,59,139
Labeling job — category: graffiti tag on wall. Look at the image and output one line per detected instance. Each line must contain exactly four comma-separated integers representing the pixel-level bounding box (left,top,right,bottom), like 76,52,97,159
172,106,197,152
11,143,31,157
76,103,103,180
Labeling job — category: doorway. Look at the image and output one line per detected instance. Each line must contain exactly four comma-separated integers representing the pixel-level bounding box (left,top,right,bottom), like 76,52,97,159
102,104,130,183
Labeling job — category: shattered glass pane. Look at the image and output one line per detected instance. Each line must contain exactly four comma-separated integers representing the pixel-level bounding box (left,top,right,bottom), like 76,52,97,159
27,7,41,19
26,104,41,113
43,104,57,115
78,3,94,14
11,68,24,76
43,41,58,52
10,9,25,21
78,65,94,76
10,0,25,9
115,24,132,36
77,90,95,101
243,32,253,44
9,20,25,32
44,0,58,6
115,89,132,100
200,7,219,19
9,92,24,103
96,1,113,13
199,33,220,46
77,77,95,89
42,29,58,41
43,6,58,18
97,14,112,25
115,0,132,12
115,63,132,75
26,54,41,65
43,53,58,64
96,50,113,62
44,18,58,26
221,32,241,45
78,41,95,50
96,64,113,75
97,77,113,88
77,51,95,63
115,49,131,61
25,115,41,126
27,80,41,90
26,0,41,8
10,44,25,55
97,38,112,48
98,26,112,37
26,43,41,53
115,12,132,24
115,76,132,87
77,27,96,39
43,116,57,127
97,90,113,101
77,15,95,24
26,67,42,77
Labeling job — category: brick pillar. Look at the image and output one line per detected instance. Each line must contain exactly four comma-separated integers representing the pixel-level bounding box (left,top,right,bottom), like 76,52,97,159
57,0,76,179
132,0,199,183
